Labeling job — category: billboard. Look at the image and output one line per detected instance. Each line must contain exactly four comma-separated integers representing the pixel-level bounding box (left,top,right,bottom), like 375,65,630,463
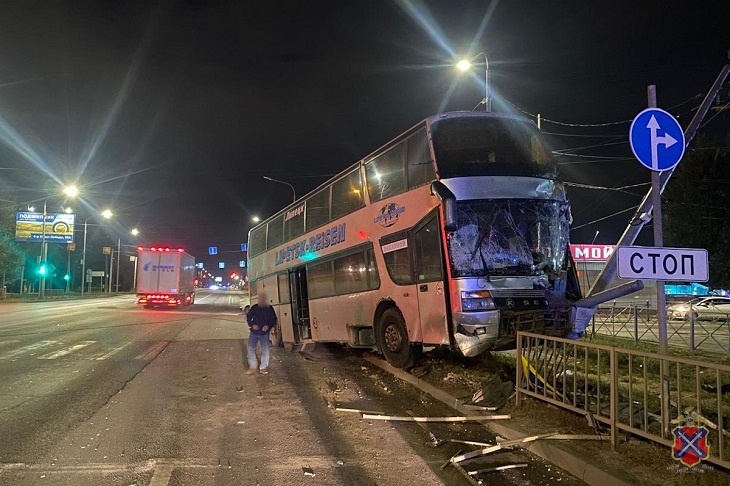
15,212,75,243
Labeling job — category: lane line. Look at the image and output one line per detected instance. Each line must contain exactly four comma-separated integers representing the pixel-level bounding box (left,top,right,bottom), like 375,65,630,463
148,464,174,486
0,339,20,348
38,341,96,360
93,342,132,361
0,340,57,360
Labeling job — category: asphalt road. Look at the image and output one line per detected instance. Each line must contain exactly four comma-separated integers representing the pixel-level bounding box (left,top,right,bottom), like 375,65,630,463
0,290,580,485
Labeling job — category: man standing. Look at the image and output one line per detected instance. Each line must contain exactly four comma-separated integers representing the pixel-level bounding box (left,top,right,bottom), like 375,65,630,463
245,292,277,375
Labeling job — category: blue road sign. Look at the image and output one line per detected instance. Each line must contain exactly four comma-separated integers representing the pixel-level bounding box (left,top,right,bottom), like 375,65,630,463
629,108,685,171
208,246,217,255
241,243,248,252
239,260,246,268
218,262,225,269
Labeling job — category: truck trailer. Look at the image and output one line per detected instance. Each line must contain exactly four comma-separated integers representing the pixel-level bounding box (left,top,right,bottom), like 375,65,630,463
136,247,196,308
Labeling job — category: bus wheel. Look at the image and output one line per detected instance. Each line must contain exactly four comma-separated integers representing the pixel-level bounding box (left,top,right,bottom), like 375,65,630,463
378,308,420,369
270,322,283,347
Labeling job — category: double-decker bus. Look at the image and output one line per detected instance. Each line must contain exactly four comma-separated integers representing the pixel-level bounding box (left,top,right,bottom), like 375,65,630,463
247,111,581,368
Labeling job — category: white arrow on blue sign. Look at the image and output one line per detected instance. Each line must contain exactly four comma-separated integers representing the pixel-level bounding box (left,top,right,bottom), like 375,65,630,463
208,246,217,255
629,108,685,171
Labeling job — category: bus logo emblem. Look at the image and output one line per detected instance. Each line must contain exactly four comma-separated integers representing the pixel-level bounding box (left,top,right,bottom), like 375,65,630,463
374,203,405,228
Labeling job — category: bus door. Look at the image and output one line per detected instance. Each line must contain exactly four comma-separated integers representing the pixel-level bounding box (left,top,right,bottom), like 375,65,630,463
289,266,311,341
414,215,450,345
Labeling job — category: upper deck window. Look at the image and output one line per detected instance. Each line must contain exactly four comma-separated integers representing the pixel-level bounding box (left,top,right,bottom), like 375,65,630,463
366,141,407,202
331,169,365,219
431,117,556,179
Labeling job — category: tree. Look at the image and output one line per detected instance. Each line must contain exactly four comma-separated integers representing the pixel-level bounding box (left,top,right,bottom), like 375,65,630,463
0,198,24,291
664,138,730,288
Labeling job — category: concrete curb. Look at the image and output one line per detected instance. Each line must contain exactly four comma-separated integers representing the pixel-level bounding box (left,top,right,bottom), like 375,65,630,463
362,355,634,486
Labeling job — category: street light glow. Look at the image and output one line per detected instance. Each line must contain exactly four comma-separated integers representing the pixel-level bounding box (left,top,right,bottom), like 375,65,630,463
101,209,113,219
252,216,260,223
63,185,79,197
456,59,472,72
131,228,139,236
64,207,73,214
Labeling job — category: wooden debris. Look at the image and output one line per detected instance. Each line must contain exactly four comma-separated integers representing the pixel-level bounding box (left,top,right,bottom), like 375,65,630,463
335,407,385,415
543,434,607,441
468,463,528,476
441,449,463,470
361,414,510,423
461,404,497,412
451,433,557,463
449,439,493,448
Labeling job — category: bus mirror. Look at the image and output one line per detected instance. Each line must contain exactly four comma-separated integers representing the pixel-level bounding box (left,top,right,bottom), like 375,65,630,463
431,181,457,232
443,198,458,232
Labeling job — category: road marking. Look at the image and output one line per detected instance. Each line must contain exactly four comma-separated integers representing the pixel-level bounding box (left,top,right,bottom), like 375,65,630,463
148,464,174,486
0,340,20,348
38,341,96,360
0,340,57,360
92,342,132,361
135,341,168,361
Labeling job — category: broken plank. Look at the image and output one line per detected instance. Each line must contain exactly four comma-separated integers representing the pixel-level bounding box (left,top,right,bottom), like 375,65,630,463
361,414,510,423
542,434,608,441
449,439,494,448
452,433,557,463
461,404,498,412
468,463,528,476
335,408,385,415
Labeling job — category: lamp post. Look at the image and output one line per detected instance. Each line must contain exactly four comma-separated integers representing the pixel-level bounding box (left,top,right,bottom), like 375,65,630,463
263,176,296,203
456,52,490,112
81,209,113,297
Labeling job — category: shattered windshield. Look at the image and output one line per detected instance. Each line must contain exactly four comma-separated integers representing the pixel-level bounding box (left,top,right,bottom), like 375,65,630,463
447,199,570,278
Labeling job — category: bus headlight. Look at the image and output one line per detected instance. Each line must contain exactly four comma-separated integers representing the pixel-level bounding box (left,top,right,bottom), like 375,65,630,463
461,290,495,312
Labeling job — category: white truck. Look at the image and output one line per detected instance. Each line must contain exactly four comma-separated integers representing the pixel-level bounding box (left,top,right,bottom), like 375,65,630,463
136,247,196,308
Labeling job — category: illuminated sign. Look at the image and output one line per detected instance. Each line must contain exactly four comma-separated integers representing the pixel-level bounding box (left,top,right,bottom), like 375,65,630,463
275,223,346,266
570,244,616,262
15,212,75,243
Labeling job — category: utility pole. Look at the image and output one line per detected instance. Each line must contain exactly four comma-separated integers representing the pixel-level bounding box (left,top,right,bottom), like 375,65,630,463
115,238,121,292
647,85,669,355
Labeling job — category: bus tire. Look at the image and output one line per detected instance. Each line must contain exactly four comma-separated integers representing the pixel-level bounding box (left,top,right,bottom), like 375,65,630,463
269,322,283,348
378,308,420,369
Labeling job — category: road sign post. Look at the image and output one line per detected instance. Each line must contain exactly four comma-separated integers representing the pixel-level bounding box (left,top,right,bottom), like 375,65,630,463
629,86,689,440
628,86,686,355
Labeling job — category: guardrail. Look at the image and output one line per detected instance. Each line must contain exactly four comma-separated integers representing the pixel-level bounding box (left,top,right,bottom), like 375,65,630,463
591,303,730,355
516,330,730,470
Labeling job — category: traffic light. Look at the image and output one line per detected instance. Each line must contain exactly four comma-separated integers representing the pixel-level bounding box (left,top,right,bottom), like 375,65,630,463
38,264,47,276
64,274,70,281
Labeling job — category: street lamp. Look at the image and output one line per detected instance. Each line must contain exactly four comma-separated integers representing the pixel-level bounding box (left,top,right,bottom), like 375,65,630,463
456,52,490,112
131,228,139,236
63,185,79,198
252,216,260,223
263,176,296,203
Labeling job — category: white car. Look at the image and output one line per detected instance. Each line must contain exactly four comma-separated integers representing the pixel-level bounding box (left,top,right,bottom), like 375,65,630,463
668,297,730,321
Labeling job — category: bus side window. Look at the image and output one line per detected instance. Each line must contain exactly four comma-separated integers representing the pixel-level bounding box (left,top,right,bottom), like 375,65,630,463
366,142,406,202
278,274,291,303
415,217,443,282
383,245,414,285
331,169,364,220
407,128,433,189
306,188,331,231
307,260,335,299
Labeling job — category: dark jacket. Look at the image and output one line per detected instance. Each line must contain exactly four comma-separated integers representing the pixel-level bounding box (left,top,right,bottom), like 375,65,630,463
246,304,277,335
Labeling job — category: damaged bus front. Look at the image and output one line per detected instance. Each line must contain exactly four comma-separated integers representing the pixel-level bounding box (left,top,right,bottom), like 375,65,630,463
430,113,579,357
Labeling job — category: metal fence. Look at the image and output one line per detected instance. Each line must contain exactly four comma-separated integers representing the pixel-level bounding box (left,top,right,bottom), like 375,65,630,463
516,331,730,470
590,302,730,355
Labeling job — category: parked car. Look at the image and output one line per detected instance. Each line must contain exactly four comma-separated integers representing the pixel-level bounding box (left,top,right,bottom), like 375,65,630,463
668,297,730,321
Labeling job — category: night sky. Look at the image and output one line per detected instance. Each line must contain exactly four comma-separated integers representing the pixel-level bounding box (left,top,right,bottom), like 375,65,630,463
1,0,729,280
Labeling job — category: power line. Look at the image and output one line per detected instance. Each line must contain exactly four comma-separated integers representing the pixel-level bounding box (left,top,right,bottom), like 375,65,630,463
572,205,640,230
